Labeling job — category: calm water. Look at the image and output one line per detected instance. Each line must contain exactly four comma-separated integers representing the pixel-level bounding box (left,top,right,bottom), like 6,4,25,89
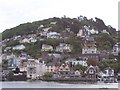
0,81,118,89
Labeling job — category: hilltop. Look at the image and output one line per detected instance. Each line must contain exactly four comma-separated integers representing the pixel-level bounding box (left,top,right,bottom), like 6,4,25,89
2,16,116,40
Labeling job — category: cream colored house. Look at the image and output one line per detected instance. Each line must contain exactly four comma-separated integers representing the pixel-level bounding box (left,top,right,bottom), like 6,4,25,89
41,44,53,51
19,38,30,43
45,63,58,73
57,64,71,77
65,58,88,67
50,21,57,25
56,43,72,52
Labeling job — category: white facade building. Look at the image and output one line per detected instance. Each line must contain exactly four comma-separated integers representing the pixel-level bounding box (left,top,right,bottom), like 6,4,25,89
82,47,97,54
13,45,25,50
27,59,46,79
112,42,120,56
56,43,72,52
65,58,88,66
47,32,61,39
77,29,83,37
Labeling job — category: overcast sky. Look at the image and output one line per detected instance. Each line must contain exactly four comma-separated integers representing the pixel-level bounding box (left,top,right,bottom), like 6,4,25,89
0,0,119,32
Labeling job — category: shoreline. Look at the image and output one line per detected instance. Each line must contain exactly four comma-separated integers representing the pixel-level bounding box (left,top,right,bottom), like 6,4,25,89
0,81,118,89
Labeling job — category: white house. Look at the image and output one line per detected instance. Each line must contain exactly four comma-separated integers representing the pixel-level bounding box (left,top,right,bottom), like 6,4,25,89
38,25,44,29
82,47,97,54
77,29,83,37
65,58,88,67
112,42,120,56
27,59,47,79
89,29,99,34
36,60,46,77
29,37,37,43
56,43,72,52
65,26,71,32
99,67,115,81
74,70,81,77
12,45,25,50
102,29,110,34
13,35,21,40
27,59,37,79
78,15,84,21
50,21,57,25
47,32,61,39
102,68,114,77
41,44,53,51
42,27,52,32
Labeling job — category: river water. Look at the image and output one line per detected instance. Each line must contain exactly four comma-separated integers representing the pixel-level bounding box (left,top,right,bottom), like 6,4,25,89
0,81,118,89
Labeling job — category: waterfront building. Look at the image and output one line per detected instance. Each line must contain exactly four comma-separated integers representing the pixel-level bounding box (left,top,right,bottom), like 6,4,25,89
27,59,37,79
85,65,99,79
99,67,115,82
45,63,58,73
58,64,70,77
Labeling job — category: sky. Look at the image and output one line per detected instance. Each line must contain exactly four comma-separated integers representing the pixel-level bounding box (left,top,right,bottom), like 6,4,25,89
0,0,119,32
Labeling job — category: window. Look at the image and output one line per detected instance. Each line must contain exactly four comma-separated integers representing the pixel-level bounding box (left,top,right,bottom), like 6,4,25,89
66,69,68,71
89,70,94,74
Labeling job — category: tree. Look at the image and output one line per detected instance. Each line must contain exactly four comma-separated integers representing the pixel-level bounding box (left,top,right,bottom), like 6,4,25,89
98,60,118,73
87,59,98,66
6,40,20,47
98,61,109,71
43,72,53,78
45,38,63,48
74,64,86,71
7,71,14,81
109,54,115,59
64,37,82,54
95,33,115,50
118,31,120,41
